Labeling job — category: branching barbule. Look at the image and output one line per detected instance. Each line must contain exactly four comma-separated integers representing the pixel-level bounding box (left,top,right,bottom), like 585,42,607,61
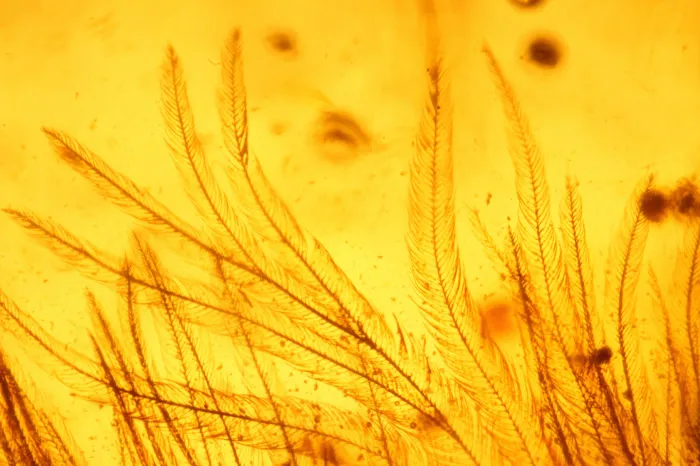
0,23,697,466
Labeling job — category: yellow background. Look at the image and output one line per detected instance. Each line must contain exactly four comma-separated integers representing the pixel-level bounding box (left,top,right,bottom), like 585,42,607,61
1,0,700,462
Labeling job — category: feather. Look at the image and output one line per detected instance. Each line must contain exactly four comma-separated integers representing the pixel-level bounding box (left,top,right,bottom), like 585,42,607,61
484,45,616,465
605,175,659,465
482,45,577,358
648,267,683,465
559,177,598,354
2,269,400,465
504,225,572,465
0,349,81,465
3,16,700,465
405,12,546,462
560,178,638,464
665,220,700,454
160,45,255,261
217,30,395,355
36,121,386,382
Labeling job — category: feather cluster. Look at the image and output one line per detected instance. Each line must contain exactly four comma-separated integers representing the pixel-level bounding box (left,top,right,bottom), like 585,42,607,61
1,13,697,466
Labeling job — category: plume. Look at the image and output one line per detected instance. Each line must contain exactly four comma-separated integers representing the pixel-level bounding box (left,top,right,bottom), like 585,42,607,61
0,11,697,466
405,10,545,465
604,176,659,465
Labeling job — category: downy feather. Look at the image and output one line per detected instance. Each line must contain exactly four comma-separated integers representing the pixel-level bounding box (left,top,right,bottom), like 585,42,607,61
406,27,545,466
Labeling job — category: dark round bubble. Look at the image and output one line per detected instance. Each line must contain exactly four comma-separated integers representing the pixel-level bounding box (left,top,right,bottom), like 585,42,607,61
638,188,670,223
266,30,298,56
526,36,563,68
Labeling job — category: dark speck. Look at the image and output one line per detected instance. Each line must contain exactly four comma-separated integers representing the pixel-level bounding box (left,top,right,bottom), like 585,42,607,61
671,178,700,217
638,188,669,223
266,30,298,56
591,346,613,365
525,36,563,68
509,0,545,8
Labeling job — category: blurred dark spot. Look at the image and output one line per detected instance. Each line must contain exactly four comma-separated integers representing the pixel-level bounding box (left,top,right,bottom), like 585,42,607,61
671,178,700,217
324,127,356,146
679,192,696,214
524,36,563,68
509,0,545,8
480,298,517,341
570,353,587,367
270,121,287,135
591,346,613,365
312,110,371,164
639,188,669,223
266,30,298,56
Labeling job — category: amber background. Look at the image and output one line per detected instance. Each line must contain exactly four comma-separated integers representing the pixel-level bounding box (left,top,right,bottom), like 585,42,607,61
1,0,700,463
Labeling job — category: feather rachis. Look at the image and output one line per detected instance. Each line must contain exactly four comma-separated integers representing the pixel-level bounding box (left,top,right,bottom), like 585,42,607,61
482,46,576,357
560,179,638,463
2,15,698,465
484,46,615,464
560,177,598,353
607,175,659,465
648,268,683,465
407,34,547,462
217,31,395,353
666,220,700,450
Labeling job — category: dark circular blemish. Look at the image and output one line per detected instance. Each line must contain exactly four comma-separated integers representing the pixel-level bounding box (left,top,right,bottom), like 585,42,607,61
671,179,700,217
509,0,546,8
591,346,613,365
639,188,669,223
266,30,298,56
525,36,563,68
